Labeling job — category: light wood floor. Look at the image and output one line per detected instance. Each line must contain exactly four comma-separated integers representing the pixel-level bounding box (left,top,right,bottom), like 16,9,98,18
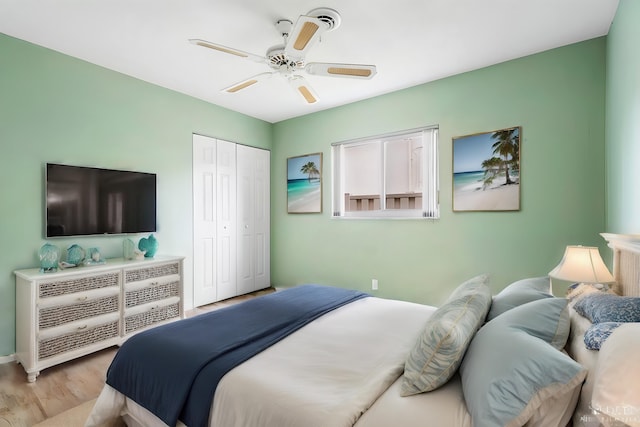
0,288,275,427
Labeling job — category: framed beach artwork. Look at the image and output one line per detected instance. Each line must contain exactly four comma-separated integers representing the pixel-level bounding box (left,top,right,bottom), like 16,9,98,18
287,152,323,213
452,126,521,212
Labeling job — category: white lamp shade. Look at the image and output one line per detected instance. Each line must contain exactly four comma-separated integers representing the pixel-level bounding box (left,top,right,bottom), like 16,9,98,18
549,245,615,284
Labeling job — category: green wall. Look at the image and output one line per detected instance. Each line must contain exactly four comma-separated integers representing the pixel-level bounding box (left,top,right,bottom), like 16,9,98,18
272,38,607,305
605,0,640,233
0,34,272,356
0,31,612,358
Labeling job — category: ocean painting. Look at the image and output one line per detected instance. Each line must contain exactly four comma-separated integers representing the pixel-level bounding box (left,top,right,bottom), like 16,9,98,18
453,127,521,211
287,153,322,213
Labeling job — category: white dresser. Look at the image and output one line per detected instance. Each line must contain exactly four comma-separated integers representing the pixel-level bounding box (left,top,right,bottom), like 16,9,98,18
14,255,184,382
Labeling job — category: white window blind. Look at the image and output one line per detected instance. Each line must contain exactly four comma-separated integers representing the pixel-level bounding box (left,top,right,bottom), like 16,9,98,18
331,127,439,219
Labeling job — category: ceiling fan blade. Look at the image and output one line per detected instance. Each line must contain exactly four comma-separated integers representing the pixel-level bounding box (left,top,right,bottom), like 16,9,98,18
305,62,377,79
284,15,327,61
222,72,275,93
189,39,265,63
288,75,319,104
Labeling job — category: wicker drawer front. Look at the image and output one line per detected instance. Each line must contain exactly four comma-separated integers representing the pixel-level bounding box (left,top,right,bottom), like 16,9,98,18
38,320,119,360
124,303,180,334
39,295,119,329
39,272,120,298
125,281,179,308
125,263,180,283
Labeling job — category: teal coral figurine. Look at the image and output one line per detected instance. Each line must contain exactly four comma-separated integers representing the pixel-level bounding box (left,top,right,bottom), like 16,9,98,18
138,234,158,258
123,238,135,260
66,244,85,266
39,243,60,272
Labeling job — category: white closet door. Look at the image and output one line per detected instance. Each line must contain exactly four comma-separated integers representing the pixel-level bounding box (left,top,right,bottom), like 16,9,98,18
237,145,270,294
215,140,237,301
194,136,268,305
192,134,218,306
253,147,270,291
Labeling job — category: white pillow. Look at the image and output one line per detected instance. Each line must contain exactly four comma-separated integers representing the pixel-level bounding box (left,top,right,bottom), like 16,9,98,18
591,323,640,427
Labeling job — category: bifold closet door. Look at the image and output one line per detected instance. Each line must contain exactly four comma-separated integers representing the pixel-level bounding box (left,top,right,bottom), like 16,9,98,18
236,145,270,295
193,135,237,306
193,135,269,306
193,134,218,306
215,140,237,301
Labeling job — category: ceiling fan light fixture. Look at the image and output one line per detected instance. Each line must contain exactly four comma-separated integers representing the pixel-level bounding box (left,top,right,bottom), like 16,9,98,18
191,7,375,103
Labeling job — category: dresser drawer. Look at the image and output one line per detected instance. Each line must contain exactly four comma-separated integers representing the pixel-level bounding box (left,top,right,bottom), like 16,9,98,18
124,300,180,335
39,272,121,298
124,262,180,283
125,279,180,308
39,294,119,329
38,318,120,360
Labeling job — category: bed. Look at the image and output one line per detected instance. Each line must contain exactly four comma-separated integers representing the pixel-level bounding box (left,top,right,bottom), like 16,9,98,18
86,233,640,427
566,233,640,427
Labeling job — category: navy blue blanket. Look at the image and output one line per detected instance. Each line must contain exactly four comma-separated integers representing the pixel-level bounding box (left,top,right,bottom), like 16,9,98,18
106,284,368,427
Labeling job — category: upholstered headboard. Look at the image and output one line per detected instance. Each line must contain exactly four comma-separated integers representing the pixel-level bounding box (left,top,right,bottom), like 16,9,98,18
601,233,640,297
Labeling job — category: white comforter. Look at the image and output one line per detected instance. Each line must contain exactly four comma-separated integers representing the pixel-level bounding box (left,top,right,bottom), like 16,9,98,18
211,297,435,426
87,296,436,427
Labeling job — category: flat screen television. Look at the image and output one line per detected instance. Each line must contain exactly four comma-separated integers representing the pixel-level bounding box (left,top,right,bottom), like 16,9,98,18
45,163,157,237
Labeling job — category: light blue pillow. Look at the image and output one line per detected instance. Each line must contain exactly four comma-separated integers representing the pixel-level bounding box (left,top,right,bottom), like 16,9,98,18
459,298,586,427
573,293,640,323
486,276,552,321
584,322,622,350
400,274,492,396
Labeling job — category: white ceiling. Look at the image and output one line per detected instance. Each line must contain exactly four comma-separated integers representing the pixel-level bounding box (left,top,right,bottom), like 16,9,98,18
0,0,619,123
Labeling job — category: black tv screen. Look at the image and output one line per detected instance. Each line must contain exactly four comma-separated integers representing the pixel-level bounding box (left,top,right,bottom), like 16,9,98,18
46,163,157,237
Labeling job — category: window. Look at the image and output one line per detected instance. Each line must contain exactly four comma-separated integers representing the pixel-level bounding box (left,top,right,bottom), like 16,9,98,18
331,127,439,218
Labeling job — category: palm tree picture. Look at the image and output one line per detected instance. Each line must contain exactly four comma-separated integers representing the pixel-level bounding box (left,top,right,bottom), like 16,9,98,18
488,128,519,186
287,153,323,213
300,161,320,182
452,126,521,211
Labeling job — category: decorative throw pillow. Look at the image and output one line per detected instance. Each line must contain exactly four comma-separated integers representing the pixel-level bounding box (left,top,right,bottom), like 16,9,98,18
459,298,586,427
583,322,622,350
400,274,492,396
486,276,552,321
573,293,640,323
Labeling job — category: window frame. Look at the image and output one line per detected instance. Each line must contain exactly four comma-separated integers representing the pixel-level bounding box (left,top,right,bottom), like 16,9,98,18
331,126,439,219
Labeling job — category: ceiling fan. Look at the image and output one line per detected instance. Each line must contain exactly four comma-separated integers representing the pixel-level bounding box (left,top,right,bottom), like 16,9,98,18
189,7,377,104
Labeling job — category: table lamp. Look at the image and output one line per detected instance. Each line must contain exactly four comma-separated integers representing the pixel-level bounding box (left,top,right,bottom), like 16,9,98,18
549,245,615,293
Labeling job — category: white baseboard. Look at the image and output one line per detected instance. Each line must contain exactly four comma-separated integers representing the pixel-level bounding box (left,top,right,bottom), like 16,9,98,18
0,354,16,364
